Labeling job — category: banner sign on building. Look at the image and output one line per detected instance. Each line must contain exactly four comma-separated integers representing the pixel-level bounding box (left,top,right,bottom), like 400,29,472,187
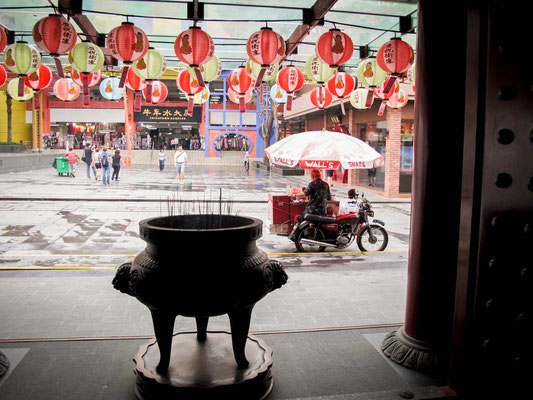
134,106,202,123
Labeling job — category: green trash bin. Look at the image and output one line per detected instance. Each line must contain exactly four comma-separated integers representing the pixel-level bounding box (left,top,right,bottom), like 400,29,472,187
55,157,70,176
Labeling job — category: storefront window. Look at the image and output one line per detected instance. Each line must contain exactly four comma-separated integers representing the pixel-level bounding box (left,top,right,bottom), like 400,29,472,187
355,121,387,190
400,121,414,192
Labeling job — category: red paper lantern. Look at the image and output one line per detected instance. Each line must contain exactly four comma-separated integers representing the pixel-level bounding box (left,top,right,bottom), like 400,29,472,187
310,87,333,109
387,84,408,109
71,69,102,88
174,26,215,87
0,26,7,53
0,65,6,87
32,14,77,78
376,38,414,95
315,29,354,69
177,69,204,115
142,80,167,104
246,27,285,87
373,79,399,116
276,66,305,111
377,38,414,75
125,67,147,112
24,64,52,110
71,68,101,108
107,22,149,88
227,67,254,113
54,78,81,102
228,88,253,105
326,72,356,115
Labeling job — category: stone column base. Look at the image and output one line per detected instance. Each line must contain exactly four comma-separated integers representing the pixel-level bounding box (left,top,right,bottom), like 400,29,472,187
381,327,437,373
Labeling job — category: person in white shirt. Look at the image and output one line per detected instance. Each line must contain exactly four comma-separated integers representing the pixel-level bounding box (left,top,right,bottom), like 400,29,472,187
174,145,188,184
158,149,166,171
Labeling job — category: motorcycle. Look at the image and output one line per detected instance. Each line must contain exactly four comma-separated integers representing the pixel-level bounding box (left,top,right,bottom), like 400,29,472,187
288,190,389,252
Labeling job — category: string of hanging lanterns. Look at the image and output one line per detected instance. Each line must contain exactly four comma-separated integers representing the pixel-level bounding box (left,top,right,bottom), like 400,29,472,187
0,8,414,118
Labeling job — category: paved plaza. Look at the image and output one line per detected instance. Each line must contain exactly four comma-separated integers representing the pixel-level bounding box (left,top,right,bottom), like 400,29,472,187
0,164,444,400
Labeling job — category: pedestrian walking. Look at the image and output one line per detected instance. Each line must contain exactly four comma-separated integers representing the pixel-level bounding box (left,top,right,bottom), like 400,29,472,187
158,149,166,171
111,149,122,181
63,148,77,177
100,147,112,186
174,144,188,185
243,151,250,171
93,147,102,181
367,167,377,187
83,144,96,179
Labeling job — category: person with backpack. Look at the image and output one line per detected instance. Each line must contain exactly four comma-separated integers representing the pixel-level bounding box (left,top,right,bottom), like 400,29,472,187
111,149,122,181
100,147,112,186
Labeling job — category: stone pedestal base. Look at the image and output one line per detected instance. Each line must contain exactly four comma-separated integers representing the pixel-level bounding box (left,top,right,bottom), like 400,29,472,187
381,327,437,373
134,331,273,400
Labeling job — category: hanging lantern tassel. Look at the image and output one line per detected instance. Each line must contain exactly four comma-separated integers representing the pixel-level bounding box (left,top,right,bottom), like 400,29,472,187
286,93,293,111
378,100,387,116
146,81,153,103
365,90,374,108
18,78,25,98
187,97,194,115
340,98,346,115
192,67,206,88
382,75,397,96
134,91,142,112
83,75,90,107
34,92,41,110
239,94,245,113
260,84,264,104
255,67,266,88
54,57,64,78
119,65,130,89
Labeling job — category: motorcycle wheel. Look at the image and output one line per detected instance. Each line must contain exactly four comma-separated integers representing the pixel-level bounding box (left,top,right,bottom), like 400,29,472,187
356,225,389,252
295,226,327,253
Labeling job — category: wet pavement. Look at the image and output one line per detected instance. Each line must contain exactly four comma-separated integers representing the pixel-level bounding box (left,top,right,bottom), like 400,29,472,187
0,165,431,400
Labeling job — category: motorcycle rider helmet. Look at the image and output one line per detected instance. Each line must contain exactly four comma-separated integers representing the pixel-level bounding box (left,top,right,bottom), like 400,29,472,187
348,189,357,199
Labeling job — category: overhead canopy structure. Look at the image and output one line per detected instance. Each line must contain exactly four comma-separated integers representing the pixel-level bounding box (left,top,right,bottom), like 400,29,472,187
0,0,417,77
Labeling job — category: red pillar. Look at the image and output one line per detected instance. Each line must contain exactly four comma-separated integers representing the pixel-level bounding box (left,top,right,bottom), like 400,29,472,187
381,0,467,375
124,88,136,165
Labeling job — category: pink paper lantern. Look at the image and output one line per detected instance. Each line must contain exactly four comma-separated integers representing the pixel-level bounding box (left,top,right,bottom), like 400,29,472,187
54,78,81,102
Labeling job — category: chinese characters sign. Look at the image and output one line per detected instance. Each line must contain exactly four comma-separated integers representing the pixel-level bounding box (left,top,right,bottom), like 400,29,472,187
135,106,202,123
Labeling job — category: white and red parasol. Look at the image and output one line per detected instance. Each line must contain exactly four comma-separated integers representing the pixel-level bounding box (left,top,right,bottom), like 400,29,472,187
265,130,384,170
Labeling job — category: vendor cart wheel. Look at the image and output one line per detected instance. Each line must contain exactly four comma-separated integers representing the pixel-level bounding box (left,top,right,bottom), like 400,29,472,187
295,226,327,253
